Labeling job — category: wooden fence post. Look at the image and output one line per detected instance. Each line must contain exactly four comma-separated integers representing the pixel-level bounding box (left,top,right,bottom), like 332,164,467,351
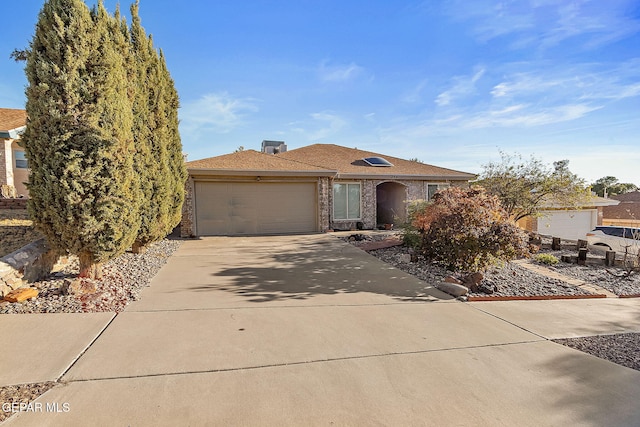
552,237,561,251
605,251,616,267
578,248,588,265
577,239,588,249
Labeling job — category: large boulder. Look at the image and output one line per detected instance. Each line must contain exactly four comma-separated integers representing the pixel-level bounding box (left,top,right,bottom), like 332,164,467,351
436,281,469,297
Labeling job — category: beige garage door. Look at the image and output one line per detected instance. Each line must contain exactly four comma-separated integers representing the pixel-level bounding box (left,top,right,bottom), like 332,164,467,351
195,181,318,235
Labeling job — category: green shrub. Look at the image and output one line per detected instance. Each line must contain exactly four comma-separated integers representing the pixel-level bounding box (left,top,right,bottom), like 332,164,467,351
534,253,559,265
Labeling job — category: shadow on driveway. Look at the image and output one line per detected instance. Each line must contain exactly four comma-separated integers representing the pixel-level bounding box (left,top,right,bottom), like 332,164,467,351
189,236,452,303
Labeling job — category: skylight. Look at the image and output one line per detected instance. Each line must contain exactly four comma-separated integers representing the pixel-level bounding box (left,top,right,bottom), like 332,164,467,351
363,156,393,167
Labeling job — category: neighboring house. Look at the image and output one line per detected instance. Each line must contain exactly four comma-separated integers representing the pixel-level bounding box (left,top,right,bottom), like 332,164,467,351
603,191,640,227
0,108,28,197
517,196,619,240
182,143,475,237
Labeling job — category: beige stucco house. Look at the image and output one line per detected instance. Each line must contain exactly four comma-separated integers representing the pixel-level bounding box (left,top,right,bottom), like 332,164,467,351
0,108,28,197
182,143,475,237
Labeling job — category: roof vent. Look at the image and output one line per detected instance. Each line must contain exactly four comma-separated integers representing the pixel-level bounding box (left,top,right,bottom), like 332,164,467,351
363,156,393,167
261,140,287,154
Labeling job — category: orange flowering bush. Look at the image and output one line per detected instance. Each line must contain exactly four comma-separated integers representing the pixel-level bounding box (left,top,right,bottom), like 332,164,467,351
410,186,529,272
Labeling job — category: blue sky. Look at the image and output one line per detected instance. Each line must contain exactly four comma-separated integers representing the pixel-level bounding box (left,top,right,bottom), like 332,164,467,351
2,0,639,184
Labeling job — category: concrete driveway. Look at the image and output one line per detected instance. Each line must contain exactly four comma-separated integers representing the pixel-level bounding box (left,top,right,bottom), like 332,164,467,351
5,234,640,426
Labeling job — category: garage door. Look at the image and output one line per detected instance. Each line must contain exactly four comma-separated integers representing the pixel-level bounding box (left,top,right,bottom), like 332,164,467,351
537,210,596,240
194,181,317,235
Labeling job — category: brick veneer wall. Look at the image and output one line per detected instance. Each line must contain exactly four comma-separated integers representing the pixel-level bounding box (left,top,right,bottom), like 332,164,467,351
318,177,330,232
180,177,195,237
0,198,28,209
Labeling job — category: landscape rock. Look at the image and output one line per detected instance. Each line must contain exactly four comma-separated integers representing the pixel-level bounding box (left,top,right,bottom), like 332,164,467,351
61,278,97,296
477,279,498,294
436,281,469,297
461,272,484,292
444,275,463,285
3,287,38,303
0,283,11,296
399,254,411,263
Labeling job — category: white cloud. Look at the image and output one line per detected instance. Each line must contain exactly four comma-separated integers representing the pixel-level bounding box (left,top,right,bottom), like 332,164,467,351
308,112,347,140
179,92,259,135
465,103,603,128
491,73,566,99
291,111,348,141
318,61,364,83
402,79,429,104
435,67,485,106
492,61,640,102
446,0,640,50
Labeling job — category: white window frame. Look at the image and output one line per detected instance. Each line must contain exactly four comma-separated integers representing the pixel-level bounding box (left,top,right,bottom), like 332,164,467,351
333,182,362,220
14,150,28,169
427,183,449,201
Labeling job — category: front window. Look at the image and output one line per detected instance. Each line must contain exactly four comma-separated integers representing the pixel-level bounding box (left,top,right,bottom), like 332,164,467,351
427,183,449,201
14,151,28,169
333,183,361,220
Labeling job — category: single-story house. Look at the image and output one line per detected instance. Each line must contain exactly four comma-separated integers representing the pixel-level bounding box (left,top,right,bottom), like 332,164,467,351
181,143,475,237
603,191,640,227
517,196,619,241
0,108,28,197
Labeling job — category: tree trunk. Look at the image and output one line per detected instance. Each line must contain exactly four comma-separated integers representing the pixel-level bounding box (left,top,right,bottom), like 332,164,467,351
131,241,148,254
78,252,103,279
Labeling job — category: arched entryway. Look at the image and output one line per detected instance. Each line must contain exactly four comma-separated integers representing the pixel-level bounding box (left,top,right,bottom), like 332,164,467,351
376,182,407,227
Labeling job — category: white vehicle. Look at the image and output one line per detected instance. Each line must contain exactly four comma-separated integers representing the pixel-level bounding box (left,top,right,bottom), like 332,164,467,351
586,226,640,255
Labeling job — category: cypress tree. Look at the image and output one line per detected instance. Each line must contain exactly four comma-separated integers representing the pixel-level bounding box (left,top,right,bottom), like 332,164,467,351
130,1,185,252
23,0,140,278
159,49,187,232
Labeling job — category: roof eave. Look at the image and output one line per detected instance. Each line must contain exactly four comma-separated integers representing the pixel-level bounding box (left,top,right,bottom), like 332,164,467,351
0,126,26,139
188,168,337,177
335,173,475,181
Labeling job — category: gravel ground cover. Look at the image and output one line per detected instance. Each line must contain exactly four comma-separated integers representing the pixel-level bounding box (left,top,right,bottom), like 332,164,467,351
0,382,58,423
0,239,182,314
370,245,593,298
341,233,594,298
553,333,640,372
539,250,640,297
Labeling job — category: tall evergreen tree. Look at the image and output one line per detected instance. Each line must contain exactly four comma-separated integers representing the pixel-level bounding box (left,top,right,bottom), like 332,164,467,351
23,0,140,278
130,1,185,252
159,49,187,231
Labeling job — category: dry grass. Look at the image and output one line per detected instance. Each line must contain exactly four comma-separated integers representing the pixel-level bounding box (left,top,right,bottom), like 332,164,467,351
0,209,42,257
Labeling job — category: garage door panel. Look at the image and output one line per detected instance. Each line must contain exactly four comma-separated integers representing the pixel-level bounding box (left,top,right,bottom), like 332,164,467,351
194,182,232,233
538,210,595,240
195,181,317,236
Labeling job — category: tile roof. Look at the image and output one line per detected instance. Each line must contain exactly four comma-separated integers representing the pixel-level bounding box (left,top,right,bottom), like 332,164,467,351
610,191,640,203
0,108,27,133
277,144,475,179
186,149,335,173
603,202,640,220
